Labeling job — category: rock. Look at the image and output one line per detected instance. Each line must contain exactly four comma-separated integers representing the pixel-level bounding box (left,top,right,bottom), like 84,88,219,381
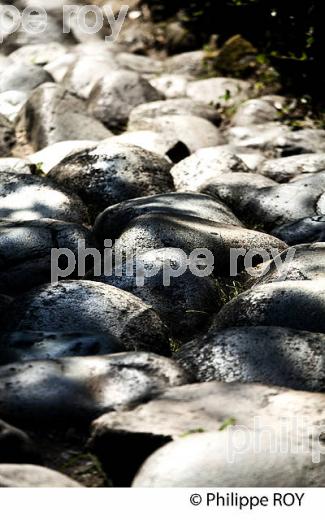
228,123,325,155
0,294,12,316
0,158,32,175
250,243,325,284
261,153,325,182
90,380,325,485
0,115,15,156
235,174,325,229
2,12,75,55
214,280,325,333
0,464,81,487
149,75,189,99
102,131,189,161
164,51,210,77
0,218,95,296
0,331,123,365
132,429,325,487
128,115,224,153
15,83,111,152
232,96,285,126
128,98,221,127
88,70,163,132
8,42,68,66
93,247,219,340
171,147,250,191
199,171,277,219
48,143,174,215
116,53,164,75
62,54,119,98
177,326,325,391
94,192,242,243
44,52,76,83
0,63,53,94
114,213,286,277
272,216,325,245
186,77,252,108
0,420,39,464
29,140,97,173
2,281,170,354
0,172,88,223
0,352,187,423
0,91,28,122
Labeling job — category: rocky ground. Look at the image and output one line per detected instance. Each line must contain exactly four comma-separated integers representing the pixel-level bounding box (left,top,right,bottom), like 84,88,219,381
1,0,325,487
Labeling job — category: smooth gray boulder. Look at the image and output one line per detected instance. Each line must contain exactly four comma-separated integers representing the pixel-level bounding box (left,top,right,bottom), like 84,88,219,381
0,464,81,487
88,70,163,131
186,77,252,108
228,123,325,155
272,216,325,245
128,114,224,153
250,243,325,285
48,143,174,215
214,280,325,333
62,55,119,99
0,331,123,365
90,381,325,485
132,429,325,487
15,83,111,152
9,42,68,66
0,352,187,423
0,420,39,464
231,96,285,126
149,75,189,99
28,140,98,174
164,50,209,77
171,147,250,191
2,280,170,354
114,213,287,277
261,153,325,182
177,326,325,391
93,248,219,340
0,63,53,94
93,192,243,243
128,98,221,127
0,172,88,223
0,218,95,295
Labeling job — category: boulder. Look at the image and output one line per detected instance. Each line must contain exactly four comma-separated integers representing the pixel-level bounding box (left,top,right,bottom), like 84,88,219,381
1,280,170,354
0,352,187,423
0,420,39,464
186,77,252,108
261,153,325,182
0,63,53,94
0,464,81,487
48,143,174,215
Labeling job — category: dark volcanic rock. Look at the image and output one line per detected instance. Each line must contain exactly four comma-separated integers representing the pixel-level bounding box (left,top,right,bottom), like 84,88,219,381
214,280,325,333
93,192,242,243
0,419,39,464
0,331,123,365
0,219,95,296
2,280,170,354
48,143,174,215
93,248,219,340
114,213,287,277
176,326,325,391
272,216,325,245
0,172,89,223
0,352,188,423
